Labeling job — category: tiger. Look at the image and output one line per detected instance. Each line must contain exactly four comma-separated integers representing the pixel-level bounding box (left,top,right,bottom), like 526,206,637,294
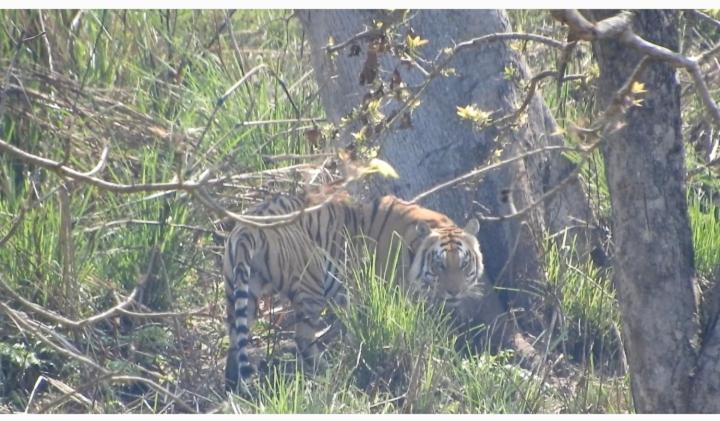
222,193,484,392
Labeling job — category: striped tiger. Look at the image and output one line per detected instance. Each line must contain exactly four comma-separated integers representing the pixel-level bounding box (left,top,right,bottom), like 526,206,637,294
223,194,484,392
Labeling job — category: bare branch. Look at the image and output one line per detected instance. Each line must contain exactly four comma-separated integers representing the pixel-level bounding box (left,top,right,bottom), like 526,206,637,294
262,152,334,163
550,10,633,41
380,31,568,139
234,117,326,128
1,136,314,226
416,50,651,216
0,191,34,248
494,71,586,127
79,144,109,177
686,9,720,31
116,305,212,320
1,302,107,373
454,31,566,52
411,145,576,204
552,9,720,126
194,63,267,150
478,164,583,223
0,275,143,330
697,42,720,65
109,376,196,413
82,218,219,236
58,184,77,317
0,136,195,193
325,27,384,54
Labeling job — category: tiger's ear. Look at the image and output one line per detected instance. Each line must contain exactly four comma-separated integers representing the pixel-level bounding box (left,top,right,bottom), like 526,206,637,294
414,221,432,238
463,218,480,236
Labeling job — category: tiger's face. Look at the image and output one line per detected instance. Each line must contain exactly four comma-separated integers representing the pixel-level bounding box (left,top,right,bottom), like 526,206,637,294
408,218,484,307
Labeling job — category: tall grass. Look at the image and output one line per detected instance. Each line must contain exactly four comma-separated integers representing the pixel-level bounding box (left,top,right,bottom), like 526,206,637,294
0,10,322,412
543,233,622,371
689,195,720,278
228,242,553,414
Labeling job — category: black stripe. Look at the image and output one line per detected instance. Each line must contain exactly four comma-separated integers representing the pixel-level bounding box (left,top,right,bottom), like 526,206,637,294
238,353,249,363
347,207,359,236
234,306,247,317
324,275,337,297
234,288,249,299
323,206,335,248
375,201,395,239
239,244,253,265
418,251,428,275
369,199,381,232
260,243,270,274
236,325,249,334
312,214,323,243
240,366,254,378
237,338,249,349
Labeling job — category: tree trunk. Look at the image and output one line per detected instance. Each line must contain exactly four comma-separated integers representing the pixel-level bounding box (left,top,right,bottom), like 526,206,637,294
297,10,598,322
591,10,700,413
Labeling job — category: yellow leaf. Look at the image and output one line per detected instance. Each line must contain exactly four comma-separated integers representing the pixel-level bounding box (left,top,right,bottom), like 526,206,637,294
441,68,456,77
406,34,429,50
456,105,473,120
509,40,523,52
456,104,491,125
369,158,400,179
631,81,647,94
363,158,400,179
351,127,367,142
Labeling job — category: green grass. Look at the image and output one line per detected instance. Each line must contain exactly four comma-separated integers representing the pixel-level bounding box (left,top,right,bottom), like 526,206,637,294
0,9,321,413
227,246,554,414
689,195,720,278
543,233,622,373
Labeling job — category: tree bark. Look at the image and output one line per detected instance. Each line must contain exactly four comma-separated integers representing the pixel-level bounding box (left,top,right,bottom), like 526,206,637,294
297,10,598,320
591,10,700,413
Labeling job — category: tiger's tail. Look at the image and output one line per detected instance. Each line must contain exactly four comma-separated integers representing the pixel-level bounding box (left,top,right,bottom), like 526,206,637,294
223,234,255,392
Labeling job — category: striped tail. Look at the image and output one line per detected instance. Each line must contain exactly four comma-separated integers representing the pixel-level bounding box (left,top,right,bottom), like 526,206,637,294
224,239,255,392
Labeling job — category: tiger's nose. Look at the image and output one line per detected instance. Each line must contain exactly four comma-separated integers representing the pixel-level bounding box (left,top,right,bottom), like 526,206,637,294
443,293,460,306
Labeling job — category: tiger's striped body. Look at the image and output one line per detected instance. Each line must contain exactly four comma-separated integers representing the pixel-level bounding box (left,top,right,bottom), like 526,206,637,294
223,194,484,392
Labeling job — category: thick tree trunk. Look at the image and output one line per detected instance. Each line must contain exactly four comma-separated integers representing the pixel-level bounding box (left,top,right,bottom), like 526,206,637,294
591,10,700,413
297,10,598,321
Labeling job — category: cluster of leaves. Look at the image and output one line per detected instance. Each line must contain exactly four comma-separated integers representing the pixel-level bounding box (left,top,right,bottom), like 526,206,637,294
327,11,433,160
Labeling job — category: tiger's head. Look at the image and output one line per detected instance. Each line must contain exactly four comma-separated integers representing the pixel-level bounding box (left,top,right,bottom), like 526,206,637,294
408,218,484,308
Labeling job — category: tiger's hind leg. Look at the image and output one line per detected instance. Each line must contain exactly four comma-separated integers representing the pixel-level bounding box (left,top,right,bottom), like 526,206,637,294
292,293,329,374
